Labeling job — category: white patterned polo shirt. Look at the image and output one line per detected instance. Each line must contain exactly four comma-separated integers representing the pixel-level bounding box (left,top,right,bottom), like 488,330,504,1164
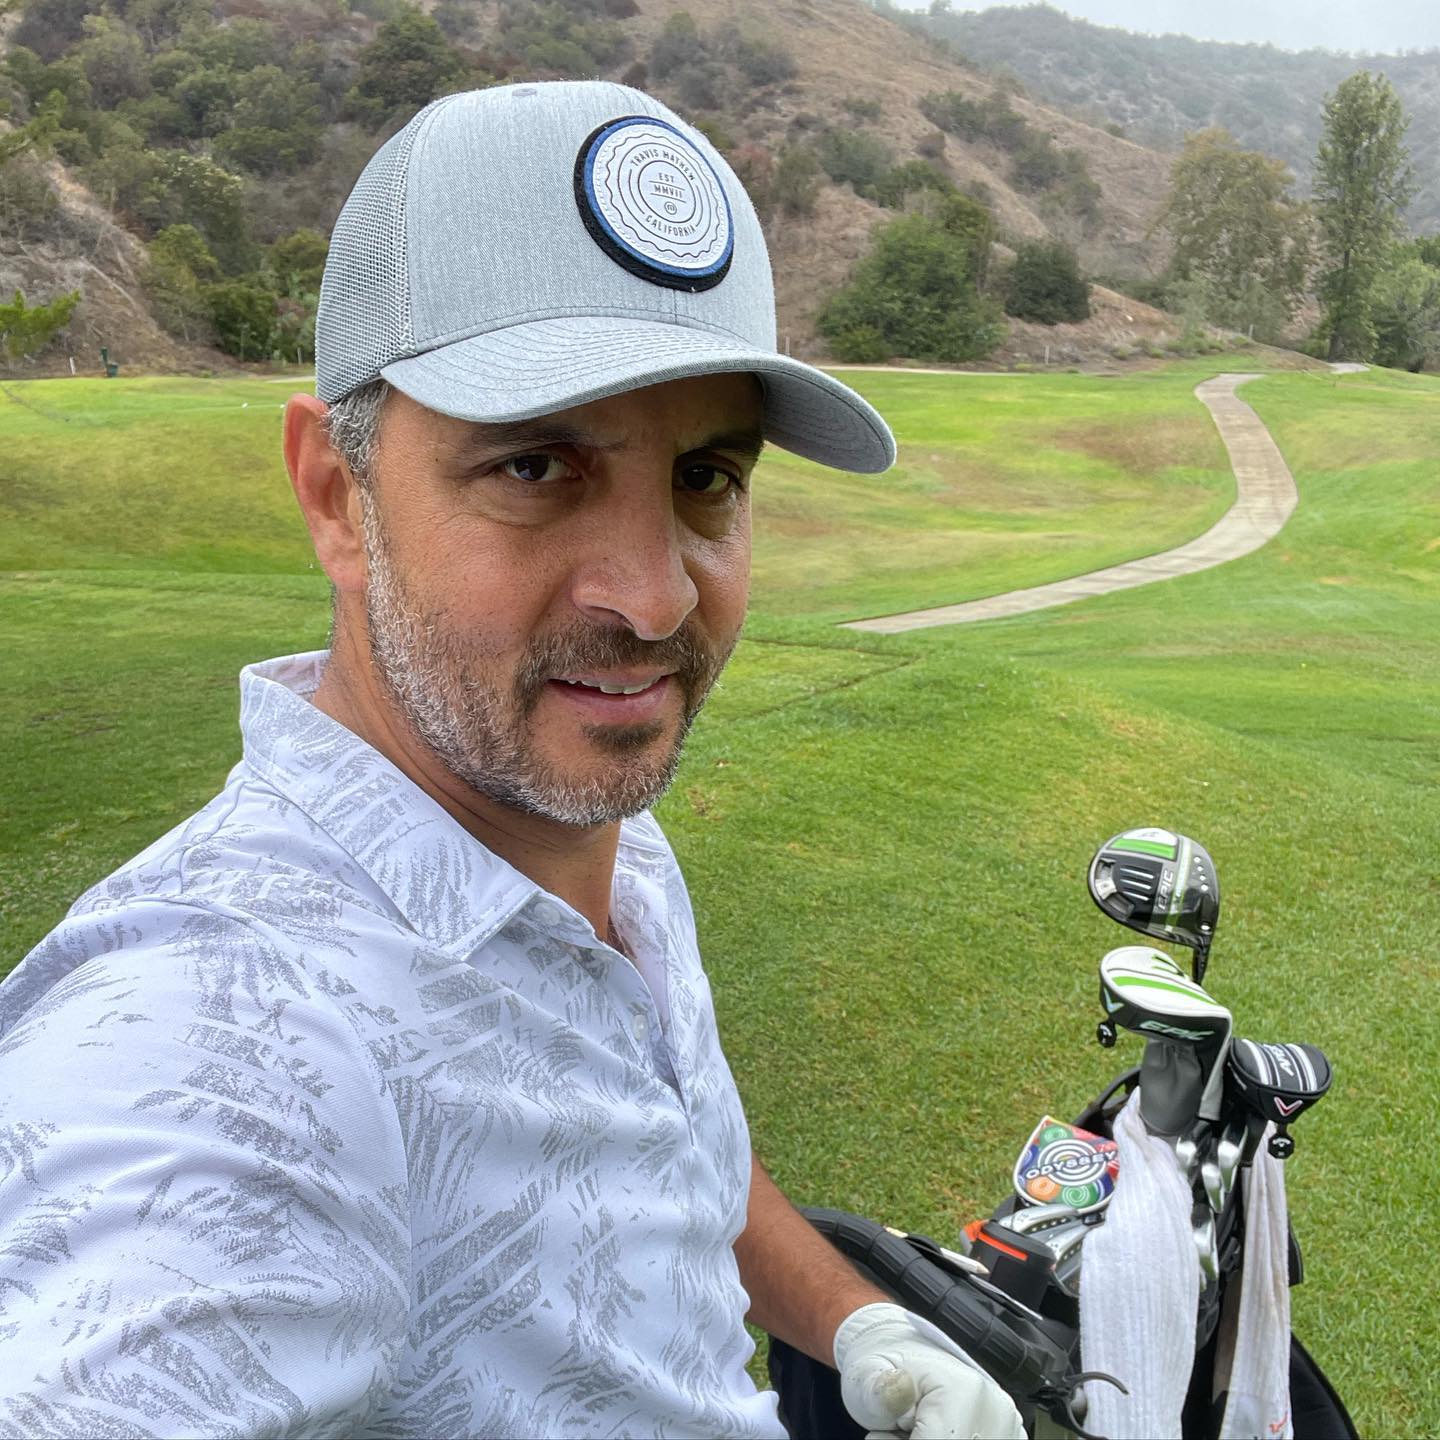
0,652,787,1439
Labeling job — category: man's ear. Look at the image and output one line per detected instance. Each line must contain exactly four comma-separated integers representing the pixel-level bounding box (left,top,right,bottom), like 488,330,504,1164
283,393,368,595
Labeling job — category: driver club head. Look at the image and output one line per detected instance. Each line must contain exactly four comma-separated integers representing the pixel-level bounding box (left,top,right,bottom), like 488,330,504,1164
1089,829,1219,979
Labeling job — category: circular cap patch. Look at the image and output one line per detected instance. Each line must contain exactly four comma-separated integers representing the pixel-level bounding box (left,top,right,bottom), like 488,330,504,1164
574,116,734,292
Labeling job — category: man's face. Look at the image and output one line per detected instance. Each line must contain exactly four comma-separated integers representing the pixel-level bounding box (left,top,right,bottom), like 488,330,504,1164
353,373,763,827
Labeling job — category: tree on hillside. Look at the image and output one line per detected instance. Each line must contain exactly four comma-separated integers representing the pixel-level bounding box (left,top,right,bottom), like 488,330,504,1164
0,287,81,361
0,87,65,166
818,195,1005,364
1314,72,1414,361
1005,240,1090,325
344,8,480,129
145,223,218,343
135,152,252,272
11,0,92,63
203,279,278,362
73,13,150,109
1159,128,1313,342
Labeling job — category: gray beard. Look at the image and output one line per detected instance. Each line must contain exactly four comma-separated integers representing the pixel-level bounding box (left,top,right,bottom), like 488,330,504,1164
359,495,732,827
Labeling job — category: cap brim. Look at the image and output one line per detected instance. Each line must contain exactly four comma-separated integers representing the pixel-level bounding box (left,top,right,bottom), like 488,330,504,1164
379,316,896,474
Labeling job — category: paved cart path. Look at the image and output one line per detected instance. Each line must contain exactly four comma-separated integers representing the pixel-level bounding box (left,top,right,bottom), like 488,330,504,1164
842,372,1299,634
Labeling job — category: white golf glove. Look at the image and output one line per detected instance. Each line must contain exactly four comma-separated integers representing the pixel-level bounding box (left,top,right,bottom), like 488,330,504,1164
833,1302,1026,1440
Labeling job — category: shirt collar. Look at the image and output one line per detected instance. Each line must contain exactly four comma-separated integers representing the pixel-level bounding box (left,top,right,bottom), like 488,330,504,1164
238,650,550,956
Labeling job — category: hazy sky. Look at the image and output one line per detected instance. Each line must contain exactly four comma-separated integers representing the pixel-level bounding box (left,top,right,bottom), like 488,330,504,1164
890,1,1440,54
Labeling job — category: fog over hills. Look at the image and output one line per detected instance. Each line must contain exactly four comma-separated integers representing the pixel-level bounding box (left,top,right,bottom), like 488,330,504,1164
891,3,1440,232
884,0,1440,55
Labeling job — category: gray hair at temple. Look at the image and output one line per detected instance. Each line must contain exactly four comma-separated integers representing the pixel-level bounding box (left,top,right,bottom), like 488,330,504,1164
321,377,392,487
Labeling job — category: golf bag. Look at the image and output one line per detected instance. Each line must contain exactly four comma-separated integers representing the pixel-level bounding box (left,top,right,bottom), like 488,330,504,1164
767,1065,1357,1440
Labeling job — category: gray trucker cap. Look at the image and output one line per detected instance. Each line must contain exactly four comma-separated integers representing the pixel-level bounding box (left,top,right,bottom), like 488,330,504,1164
315,80,895,474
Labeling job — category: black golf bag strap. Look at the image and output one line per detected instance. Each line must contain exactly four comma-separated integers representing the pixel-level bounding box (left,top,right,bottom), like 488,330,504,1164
1288,1334,1360,1440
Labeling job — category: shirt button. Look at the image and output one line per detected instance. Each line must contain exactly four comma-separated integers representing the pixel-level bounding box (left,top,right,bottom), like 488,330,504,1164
633,1014,648,1041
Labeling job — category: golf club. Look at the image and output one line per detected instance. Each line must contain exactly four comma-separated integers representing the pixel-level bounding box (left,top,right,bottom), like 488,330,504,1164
1217,1115,1246,1194
999,1202,1084,1237
1088,828,1220,982
1201,1143,1225,1215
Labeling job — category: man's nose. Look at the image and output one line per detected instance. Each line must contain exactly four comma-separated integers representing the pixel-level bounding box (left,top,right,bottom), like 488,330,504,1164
570,487,700,641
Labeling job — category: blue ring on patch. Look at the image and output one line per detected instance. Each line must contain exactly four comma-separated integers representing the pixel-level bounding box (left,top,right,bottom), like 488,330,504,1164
573,116,735,293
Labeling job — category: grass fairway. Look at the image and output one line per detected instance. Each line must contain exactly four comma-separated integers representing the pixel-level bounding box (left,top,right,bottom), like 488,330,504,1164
3,362,1436,1434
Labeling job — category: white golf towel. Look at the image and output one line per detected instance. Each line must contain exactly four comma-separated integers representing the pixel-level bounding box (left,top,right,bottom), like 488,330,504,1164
1216,1129,1293,1440
1079,1092,1199,1439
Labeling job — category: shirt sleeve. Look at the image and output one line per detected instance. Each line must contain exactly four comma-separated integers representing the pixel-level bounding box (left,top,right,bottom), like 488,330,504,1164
0,900,411,1439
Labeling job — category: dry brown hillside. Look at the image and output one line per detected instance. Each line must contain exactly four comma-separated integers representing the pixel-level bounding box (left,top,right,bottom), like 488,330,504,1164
564,0,1177,357
1,0,1181,377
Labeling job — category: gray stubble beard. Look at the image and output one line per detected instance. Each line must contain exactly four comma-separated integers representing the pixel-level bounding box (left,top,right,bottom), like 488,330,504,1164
358,494,734,827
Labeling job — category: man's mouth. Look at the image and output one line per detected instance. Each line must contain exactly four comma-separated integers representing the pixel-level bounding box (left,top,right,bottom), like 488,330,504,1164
545,672,677,723
556,676,665,696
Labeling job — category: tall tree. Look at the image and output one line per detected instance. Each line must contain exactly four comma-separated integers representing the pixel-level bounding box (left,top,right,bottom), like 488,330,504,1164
1313,71,1414,361
1159,128,1312,342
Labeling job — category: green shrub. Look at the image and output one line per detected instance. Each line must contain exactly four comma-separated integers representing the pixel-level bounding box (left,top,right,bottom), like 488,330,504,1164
771,144,822,217
0,286,81,360
713,25,795,86
919,89,1028,149
1004,240,1090,324
203,278,279,361
209,64,324,175
344,7,477,128
267,229,328,295
74,13,150,109
130,151,250,270
869,159,947,210
649,12,700,80
818,213,1005,363
144,224,217,342
816,127,894,199
916,129,946,162
13,0,92,63
822,321,888,363
0,154,59,242
1010,132,1066,192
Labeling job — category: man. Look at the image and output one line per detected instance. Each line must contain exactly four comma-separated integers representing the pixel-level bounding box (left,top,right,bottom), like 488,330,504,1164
0,83,1024,1439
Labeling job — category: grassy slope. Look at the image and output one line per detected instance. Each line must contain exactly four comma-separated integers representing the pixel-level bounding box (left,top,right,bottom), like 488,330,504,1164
752,366,1235,621
669,366,1438,1431
2,363,1436,1432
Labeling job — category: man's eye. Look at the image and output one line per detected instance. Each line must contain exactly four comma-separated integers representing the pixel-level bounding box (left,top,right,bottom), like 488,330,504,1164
500,454,573,483
677,463,739,496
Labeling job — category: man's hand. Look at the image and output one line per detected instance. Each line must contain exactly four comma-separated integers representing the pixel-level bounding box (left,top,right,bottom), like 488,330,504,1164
833,1302,1026,1440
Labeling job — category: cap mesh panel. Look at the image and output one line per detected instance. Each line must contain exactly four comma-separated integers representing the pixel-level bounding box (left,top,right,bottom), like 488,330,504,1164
316,102,445,402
